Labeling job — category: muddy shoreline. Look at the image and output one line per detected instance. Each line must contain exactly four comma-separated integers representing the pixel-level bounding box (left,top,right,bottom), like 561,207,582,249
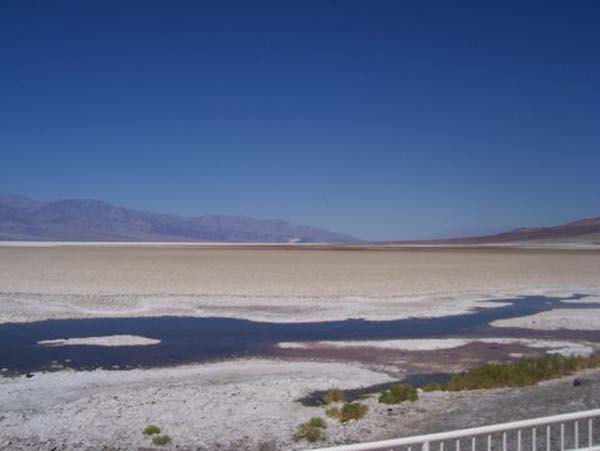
2,294,600,376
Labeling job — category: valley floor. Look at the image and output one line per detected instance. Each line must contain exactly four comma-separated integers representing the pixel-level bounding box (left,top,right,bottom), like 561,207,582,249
1,245,600,450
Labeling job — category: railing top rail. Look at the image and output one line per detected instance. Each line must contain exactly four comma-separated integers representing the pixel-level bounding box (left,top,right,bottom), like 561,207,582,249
305,409,600,451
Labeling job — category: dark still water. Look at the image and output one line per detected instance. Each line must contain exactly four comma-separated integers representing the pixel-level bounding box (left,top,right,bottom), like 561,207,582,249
1,295,599,375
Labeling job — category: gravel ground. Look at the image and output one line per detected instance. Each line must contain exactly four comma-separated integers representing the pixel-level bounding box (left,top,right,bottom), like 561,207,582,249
0,359,393,451
3,361,600,450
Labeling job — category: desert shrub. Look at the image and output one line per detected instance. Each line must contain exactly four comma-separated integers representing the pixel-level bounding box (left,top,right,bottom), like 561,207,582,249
323,388,346,404
338,402,369,422
325,406,340,419
588,354,600,368
143,425,161,436
378,384,418,404
423,382,441,392
152,435,172,446
293,418,327,443
444,353,600,391
308,417,327,428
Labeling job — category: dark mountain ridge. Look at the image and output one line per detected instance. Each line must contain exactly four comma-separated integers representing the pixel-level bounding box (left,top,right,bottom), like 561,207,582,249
0,194,360,243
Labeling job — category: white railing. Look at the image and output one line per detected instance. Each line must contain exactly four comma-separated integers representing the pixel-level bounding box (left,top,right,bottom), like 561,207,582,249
306,409,600,451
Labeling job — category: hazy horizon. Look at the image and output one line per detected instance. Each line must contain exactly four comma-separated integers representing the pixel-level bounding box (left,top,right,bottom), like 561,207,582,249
2,2,599,240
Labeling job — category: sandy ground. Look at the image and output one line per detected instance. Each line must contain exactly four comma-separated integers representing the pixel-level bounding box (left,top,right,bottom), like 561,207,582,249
1,246,600,297
492,308,600,331
0,292,516,324
1,245,600,324
37,335,161,347
277,338,597,356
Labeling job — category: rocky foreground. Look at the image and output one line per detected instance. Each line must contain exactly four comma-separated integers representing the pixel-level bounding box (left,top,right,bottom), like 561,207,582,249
2,360,600,450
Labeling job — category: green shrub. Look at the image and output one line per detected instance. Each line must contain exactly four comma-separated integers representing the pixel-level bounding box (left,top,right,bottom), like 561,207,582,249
444,353,600,392
338,402,368,422
152,435,172,446
143,425,161,436
423,382,441,392
323,388,346,404
293,418,327,443
378,384,418,404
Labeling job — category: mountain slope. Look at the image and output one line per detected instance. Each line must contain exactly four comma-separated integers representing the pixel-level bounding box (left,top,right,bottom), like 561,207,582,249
380,217,600,245
0,194,360,243
449,217,600,244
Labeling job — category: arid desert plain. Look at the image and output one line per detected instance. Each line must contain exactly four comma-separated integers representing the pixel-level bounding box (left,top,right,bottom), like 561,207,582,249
2,244,600,450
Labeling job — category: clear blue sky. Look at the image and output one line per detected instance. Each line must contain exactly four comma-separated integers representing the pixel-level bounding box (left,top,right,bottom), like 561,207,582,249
1,1,599,240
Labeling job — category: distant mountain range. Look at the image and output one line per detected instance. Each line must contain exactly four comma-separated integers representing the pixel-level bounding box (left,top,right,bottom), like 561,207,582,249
447,217,600,244
382,217,600,245
2,193,597,245
0,194,360,243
